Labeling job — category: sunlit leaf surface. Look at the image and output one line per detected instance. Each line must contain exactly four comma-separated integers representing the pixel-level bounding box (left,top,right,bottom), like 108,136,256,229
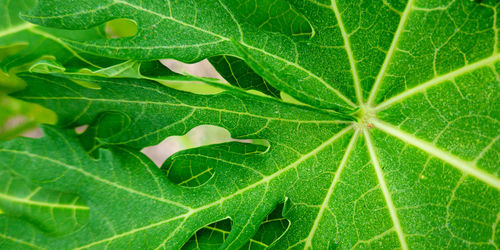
0,0,499,249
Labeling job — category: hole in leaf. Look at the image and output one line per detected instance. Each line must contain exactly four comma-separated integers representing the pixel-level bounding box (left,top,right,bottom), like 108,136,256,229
181,203,289,249
146,125,269,188
182,218,233,249
146,59,225,95
160,58,282,99
78,112,131,157
241,203,289,248
0,96,56,139
21,127,44,139
1,116,42,139
162,59,225,80
142,125,253,168
74,125,88,135
105,18,138,38
163,140,269,187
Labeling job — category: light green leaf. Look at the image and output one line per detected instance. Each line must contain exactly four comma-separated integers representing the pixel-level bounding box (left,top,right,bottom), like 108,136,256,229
0,0,218,139
165,144,289,249
0,0,121,73
25,0,397,110
0,95,56,140
1,0,499,249
0,126,351,249
0,0,189,81
12,73,350,149
0,171,89,236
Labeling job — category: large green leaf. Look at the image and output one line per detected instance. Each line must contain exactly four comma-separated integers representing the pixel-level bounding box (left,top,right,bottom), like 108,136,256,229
22,0,379,111
1,0,499,249
0,0,120,74
0,0,102,136
12,73,349,148
0,0,219,139
0,0,192,84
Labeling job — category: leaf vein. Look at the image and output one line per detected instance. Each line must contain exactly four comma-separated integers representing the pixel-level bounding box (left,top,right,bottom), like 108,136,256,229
372,119,500,190
375,53,500,111
367,0,415,105
0,149,192,210
330,0,363,105
364,129,408,250
303,130,359,248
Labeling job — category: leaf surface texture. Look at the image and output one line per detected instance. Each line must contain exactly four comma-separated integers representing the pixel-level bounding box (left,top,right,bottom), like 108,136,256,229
0,0,499,249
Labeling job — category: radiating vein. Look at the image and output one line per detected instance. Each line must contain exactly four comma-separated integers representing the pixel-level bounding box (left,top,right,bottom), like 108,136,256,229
0,193,89,210
303,130,359,249
21,96,348,124
364,129,408,250
375,53,500,111
21,3,116,20
68,0,357,109
74,126,354,248
372,119,500,190
74,214,187,250
0,149,192,210
28,28,102,69
330,0,363,105
113,0,228,40
241,43,357,108
192,126,353,212
367,0,414,105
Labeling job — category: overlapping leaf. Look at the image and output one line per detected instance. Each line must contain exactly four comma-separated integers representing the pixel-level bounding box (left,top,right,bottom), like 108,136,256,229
0,0,121,75
0,0,218,139
208,56,280,98
0,0,499,249
21,0,375,110
0,0,198,83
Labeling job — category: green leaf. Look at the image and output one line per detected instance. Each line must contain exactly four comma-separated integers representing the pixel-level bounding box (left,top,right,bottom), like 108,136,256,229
182,204,289,249
0,0,122,73
1,0,500,249
0,126,353,249
209,56,280,98
0,0,216,139
22,0,379,111
166,144,289,249
0,0,185,81
0,171,89,236
12,73,350,149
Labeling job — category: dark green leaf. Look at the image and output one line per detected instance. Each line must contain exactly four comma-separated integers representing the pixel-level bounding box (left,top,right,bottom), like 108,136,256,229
209,56,279,98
